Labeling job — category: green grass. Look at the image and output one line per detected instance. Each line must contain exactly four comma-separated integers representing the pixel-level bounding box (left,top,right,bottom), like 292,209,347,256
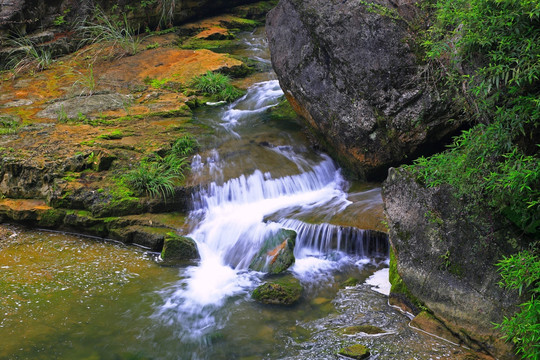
0,117,20,135
122,135,197,199
78,7,142,56
5,34,53,73
190,71,244,103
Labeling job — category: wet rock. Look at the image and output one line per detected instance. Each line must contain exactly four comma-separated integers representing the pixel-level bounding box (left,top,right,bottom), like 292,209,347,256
337,344,370,359
249,228,296,274
252,276,302,306
109,225,169,251
341,325,385,335
37,93,132,119
266,0,465,180
160,232,199,265
383,167,523,359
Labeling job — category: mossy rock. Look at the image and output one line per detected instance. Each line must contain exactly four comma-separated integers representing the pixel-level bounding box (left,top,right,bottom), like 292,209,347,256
337,344,370,359
161,232,199,265
252,276,302,306
249,228,296,274
341,277,359,287
341,325,385,335
37,208,66,227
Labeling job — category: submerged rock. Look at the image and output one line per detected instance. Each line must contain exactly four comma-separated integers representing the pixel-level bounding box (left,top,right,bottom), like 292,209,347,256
337,344,370,360
341,325,385,335
161,233,199,265
252,276,302,306
249,228,296,274
266,0,465,180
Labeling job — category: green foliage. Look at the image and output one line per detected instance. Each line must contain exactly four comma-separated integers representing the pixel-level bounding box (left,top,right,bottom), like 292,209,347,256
496,250,540,359
53,9,71,26
123,160,177,198
409,0,540,236
69,64,97,95
0,117,20,135
190,71,244,103
413,1,540,358
170,135,198,157
122,135,197,198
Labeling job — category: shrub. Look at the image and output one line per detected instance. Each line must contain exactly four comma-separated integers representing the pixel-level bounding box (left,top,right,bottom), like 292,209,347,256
496,250,540,360
411,1,540,358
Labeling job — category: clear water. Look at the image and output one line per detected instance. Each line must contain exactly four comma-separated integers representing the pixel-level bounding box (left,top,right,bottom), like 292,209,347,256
0,28,479,360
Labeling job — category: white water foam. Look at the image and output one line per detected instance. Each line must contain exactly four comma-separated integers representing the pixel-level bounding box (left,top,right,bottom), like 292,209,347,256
156,80,386,339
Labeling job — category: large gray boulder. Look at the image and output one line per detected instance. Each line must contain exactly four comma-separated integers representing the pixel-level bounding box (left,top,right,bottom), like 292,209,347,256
266,0,464,180
383,167,522,359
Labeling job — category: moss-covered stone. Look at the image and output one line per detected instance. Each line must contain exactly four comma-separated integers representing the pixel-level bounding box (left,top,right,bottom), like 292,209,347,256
37,208,66,227
249,228,296,274
161,232,199,265
341,277,359,287
252,276,302,306
388,246,422,314
337,344,370,359
341,325,385,335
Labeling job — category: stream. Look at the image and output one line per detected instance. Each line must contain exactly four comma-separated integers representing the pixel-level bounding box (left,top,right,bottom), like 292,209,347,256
0,28,479,360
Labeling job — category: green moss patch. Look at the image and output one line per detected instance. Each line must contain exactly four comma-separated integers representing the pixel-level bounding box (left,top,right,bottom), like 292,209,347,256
337,344,370,359
341,325,385,335
252,276,302,306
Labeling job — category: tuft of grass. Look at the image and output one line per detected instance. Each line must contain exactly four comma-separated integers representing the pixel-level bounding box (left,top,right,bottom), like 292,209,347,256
0,116,20,135
170,135,198,157
78,7,142,56
190,71,244,102
123,160,177,199
6,35,53,74
122,135,197,199
69,64,97,96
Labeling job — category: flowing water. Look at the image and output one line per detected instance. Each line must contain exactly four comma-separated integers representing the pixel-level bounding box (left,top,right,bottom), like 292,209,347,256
0,28,480,360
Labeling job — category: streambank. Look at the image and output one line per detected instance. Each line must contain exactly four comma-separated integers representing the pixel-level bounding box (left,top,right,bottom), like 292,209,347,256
0,1,276,250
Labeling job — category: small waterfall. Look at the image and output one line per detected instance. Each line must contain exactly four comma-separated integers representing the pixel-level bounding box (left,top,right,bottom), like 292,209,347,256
156,76,388,342
279,218,388,257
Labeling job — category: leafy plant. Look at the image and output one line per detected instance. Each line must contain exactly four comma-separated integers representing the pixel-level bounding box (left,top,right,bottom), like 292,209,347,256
170,135,198,157
123,160,177,198
495,250,540,360
410,2,540,357
190,71,243,102
53,8,71,26
0,116,20,135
